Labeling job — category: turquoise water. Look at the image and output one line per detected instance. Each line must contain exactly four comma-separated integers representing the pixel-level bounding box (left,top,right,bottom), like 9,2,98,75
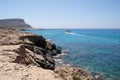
26,29,120,80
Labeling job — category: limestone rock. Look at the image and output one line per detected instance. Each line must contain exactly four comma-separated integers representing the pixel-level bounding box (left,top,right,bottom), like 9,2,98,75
0,29,61,70
0,29,99,80
0,62,62,80
55,66,96,80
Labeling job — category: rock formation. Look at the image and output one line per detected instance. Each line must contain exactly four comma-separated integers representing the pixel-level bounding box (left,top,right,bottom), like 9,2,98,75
0,29,61,70
0,29,99,80
55,66,98,80
0,62,62,80
0,18,32,30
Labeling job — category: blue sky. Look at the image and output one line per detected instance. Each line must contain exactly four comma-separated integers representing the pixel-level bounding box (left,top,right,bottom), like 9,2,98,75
0,0,120,28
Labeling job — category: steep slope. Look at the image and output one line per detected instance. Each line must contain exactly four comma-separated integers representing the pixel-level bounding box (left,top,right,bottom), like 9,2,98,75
0,18,32,30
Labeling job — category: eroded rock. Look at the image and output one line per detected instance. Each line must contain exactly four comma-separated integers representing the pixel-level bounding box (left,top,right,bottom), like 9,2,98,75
55,66,96,80
0,29,62,70
0,29,99,80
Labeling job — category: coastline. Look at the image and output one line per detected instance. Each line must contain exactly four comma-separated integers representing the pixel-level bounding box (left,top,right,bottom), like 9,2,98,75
54,49,104,80
54,50,75,67
0,28,100,80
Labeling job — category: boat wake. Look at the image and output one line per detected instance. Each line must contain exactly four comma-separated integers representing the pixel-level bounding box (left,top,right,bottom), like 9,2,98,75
65,32,120,43
65,32,79,35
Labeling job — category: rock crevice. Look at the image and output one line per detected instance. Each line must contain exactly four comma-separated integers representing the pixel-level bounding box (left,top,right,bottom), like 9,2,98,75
0,29,99,80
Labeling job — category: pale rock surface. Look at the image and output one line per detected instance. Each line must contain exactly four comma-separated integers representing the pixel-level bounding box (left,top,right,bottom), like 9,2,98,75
0,62,62,80
0,29,98,80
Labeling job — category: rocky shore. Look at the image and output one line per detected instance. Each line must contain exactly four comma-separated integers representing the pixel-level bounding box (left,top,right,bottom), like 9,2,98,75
0,29,99,80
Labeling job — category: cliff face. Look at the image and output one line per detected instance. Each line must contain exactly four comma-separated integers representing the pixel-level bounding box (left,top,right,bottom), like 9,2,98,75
0,18,32,30
0,29,99,80
0,29,62,70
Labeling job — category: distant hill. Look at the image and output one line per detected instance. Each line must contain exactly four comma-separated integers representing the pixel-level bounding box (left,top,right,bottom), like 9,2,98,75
0,18,32,30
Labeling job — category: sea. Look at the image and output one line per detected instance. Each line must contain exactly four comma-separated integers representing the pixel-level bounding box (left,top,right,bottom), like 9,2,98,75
25,29,120,80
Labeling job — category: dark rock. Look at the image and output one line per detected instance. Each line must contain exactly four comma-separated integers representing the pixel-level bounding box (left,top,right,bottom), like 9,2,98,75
52,49,61,56
52,44,56,49
25,44,47,55
47,49,58,56
24,44,34,51
52,50,57,55
14,45,48,69
33,46,45,55
33,46,47,55
46,54,55,64
46,61,55,70
20,35,46,48
12,32,62,70
45,41,62,56
33,53,46,67
47,50,53,55
14,44,56,70
56,47,62,54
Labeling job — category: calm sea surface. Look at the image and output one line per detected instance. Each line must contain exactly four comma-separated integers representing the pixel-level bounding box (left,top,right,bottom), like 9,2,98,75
26,29,120,80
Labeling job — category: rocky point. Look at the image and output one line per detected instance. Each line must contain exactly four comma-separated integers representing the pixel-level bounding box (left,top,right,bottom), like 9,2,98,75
0,29,99,80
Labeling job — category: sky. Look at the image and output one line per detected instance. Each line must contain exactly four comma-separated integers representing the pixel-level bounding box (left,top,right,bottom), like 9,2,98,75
0,0,120,28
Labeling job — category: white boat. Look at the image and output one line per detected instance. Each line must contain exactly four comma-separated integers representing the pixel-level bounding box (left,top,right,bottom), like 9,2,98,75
66,29,71,32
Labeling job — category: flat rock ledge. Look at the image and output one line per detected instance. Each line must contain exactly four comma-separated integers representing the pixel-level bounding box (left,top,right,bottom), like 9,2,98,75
0,29,99,80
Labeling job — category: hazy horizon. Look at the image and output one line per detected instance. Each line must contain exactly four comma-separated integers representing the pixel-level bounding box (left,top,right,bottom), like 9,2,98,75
0,0,120,28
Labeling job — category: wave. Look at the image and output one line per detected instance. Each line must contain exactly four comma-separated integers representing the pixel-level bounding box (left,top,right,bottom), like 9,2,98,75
54,49,74,67
65,32,89,37
46,39,52,42
65,32,80,35
65,32,91,37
